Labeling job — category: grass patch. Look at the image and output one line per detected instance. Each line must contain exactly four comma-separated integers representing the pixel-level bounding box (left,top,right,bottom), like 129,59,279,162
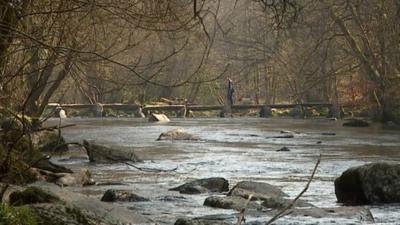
0,203,38,225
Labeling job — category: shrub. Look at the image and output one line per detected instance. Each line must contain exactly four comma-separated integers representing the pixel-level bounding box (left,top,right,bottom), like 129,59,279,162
0,203,38,225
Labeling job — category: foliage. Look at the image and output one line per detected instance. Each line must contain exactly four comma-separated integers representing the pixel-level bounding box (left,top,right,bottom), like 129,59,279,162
0,0,399,122
0,203,38,225
0,147,38,185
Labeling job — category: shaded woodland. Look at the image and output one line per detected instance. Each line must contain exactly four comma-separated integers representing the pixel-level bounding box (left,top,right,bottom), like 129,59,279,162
0,0,399,121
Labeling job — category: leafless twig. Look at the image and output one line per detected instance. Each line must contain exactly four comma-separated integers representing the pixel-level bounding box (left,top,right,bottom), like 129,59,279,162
265,154,321,225
237,194,254,225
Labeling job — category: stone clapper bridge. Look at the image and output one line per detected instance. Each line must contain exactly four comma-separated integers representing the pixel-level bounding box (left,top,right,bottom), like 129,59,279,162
47,102,334,118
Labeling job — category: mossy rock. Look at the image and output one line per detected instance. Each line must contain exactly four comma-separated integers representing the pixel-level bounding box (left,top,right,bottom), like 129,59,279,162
0,115,42,131
28,203,108,225
101,189,149,202
83,140,141,163
9,187,60,206
34,130,68,152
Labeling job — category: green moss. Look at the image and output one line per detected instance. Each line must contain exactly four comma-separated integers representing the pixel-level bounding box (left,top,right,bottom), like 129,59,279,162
36,131,67,152
0,146,39,185
9,187,60,206
0,203,38,225
0,115,41,131
65,206,90,225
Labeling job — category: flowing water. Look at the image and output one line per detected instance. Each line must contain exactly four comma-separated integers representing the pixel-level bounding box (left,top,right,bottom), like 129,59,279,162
49,117,400,224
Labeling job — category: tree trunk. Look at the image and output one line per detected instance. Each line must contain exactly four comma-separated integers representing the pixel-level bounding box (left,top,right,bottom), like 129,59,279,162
24,51,59,116
327,4,387,121
36,50,75,116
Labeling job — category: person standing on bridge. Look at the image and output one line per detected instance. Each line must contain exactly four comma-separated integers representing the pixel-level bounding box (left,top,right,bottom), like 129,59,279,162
227,78,235,106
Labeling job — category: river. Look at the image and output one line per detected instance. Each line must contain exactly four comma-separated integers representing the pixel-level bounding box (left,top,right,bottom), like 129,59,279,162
48,117,400,224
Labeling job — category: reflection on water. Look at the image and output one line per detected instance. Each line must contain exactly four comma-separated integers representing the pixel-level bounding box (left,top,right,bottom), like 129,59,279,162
49,117,400,224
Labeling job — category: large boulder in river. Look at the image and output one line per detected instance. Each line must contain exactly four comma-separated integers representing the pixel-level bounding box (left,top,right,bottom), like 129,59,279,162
148,113,170,122
101,189,149,202
228,181,287,201
170,177,229,194
288,206,374,222
83,140,142,163
157,128,200,141
335,162,400,205
261,196,313,209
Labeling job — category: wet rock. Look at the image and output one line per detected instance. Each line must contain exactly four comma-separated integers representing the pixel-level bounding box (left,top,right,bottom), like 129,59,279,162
157,128,200,141
343,119,370,127
101,189,149,202
271,134,294,138
96,182,127,186
261,196,313,209
321,132,336,136
29,182,150,224
9,186,60,206
83,140,141,163
32,130,68,152
335,162,400,205
243,222,263,225
175,218,230,225
28,203,109,225
148,113,170,122
289,206,374,222
204,196,263,211
228,181,287,201
56,168,95,187
158,195,187,202
276,147,290,152
170,177,229,194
